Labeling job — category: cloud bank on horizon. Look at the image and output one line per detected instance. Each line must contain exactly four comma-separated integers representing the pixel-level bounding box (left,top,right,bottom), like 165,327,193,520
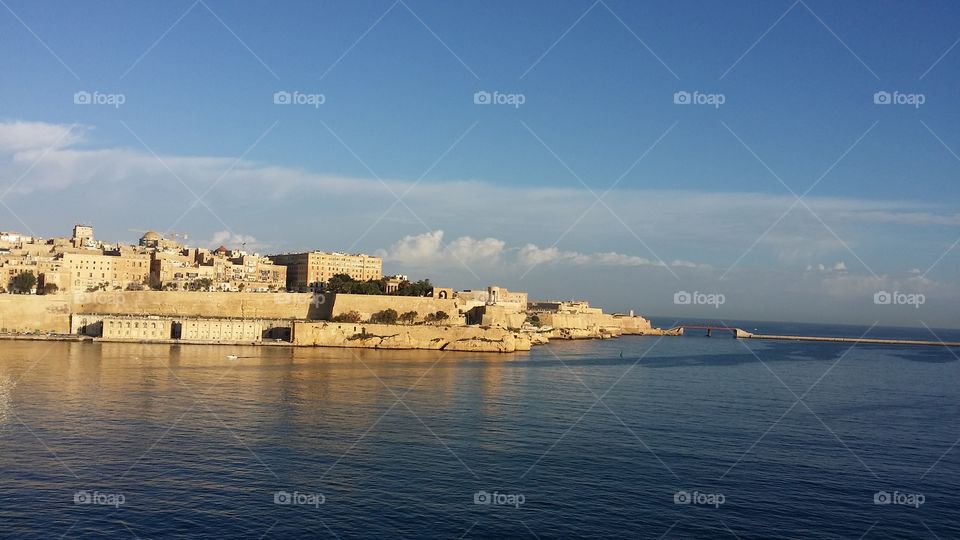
1,119,957,327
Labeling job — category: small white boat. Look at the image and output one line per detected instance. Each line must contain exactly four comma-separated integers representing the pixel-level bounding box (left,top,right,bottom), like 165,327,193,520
226,354,238,360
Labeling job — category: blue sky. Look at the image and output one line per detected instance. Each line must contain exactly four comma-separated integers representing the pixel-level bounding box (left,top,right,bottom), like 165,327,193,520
1,0,959,327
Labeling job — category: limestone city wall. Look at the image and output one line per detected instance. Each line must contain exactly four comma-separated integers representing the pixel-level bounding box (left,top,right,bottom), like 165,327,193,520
70,290,320,319
0,294,71,333
323,293,462,324
292,321,531,352
478,305,527,329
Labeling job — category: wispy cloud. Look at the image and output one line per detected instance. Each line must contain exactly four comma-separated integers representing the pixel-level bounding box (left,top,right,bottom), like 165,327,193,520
375,229,701,270
516,243,703,269
0,120,85,152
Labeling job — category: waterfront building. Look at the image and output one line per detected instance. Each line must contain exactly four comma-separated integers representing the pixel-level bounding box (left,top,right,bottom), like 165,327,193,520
180,318,263,342
101,316,172,340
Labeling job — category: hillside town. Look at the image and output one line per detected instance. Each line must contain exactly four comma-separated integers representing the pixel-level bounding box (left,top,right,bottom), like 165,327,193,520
0,225,670,352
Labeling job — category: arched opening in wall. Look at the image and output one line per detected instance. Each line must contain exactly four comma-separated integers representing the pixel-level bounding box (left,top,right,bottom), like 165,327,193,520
438,291,447,299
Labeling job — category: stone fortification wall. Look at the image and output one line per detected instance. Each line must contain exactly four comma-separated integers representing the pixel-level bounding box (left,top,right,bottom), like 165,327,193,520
0,291,317,334
613,315,654,334
536,311,655,338
0,291,459,334
0,294,71,333
325,294,462,324
537,312,651,339
478,305,526,329
70,291,320,319
537,312,618,338
292,321,530,352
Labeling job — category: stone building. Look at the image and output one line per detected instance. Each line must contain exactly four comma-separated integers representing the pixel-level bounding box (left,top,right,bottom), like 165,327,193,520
149,247,285,292
487,286,527,309
101,316,172,340
72,315,175,340
457,286,528,312
383,274,408,293
269,251,382,291
527,300,602,315
180,318,263,342
1,257,40,292
71,224,95,248
62,252,150,292
150,249,215,288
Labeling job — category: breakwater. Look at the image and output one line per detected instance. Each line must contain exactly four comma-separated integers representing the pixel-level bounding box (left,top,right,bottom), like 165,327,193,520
671,325,960,347
746,333,960,347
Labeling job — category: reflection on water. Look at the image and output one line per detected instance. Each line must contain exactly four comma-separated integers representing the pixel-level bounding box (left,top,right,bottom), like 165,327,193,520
0,373,10,424
0,332,958,539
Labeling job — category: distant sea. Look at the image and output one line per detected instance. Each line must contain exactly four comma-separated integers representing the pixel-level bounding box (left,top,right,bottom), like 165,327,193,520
0,321,958,538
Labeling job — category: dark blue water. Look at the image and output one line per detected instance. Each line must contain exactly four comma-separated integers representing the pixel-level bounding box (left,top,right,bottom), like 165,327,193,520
1,322,958,538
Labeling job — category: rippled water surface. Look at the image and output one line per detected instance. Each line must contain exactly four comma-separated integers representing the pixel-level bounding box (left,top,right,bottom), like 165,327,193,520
1,322,959,538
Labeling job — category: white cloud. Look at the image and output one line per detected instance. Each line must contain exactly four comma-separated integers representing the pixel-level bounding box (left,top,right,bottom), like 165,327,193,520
447,235,506,264
377,230,505,268
380,232,702,271
0,120,86,152
517,244,678,267
805,261,848,272
839,210,960,227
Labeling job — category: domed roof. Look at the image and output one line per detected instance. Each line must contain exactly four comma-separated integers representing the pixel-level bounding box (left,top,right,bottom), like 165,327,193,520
141,230,161,241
